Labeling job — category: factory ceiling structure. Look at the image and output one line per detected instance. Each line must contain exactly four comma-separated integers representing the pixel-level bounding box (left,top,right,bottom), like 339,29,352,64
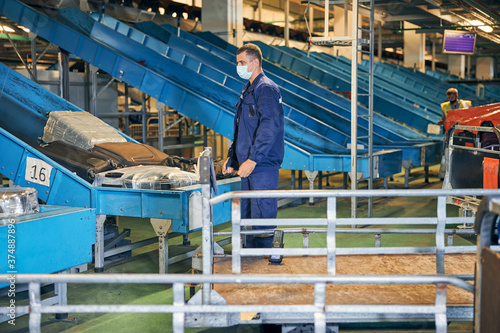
0,0,499,72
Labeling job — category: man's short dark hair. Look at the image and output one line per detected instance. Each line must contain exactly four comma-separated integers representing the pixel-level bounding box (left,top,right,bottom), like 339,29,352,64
237,43,262,68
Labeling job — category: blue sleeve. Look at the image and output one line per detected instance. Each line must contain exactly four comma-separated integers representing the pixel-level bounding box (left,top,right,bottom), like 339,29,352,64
248,86,282,164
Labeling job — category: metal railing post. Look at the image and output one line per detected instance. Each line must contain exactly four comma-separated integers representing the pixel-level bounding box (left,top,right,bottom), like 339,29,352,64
303,230,310,248
172,282,185,333
434,283,448,333
314,282,327,333
232,198,242,274
201,181,212,304
28,282,41,333
326,197,337,275
436,196,446,274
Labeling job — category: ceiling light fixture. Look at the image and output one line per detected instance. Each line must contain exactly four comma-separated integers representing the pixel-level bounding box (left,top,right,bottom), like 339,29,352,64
468,20,493,33
469,19,484,26
0,25,15,33
478,25,493,33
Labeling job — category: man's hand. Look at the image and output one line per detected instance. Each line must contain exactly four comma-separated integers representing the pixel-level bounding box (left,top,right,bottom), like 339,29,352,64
222,158,234,174
237,159,256,178
438,119,443,126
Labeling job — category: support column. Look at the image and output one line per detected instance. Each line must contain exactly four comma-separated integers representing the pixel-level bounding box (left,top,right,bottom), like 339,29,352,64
309,6,314,36
156,101,165,152
448,54,465,78
59,49,70,100
476,57,494,79
333,5,352,59
29,32,37,82
89,64,98,116
324,0,329,37
142,93,147,144
403,22,425,72
202,0,243,46
431,38,436,72
466,55,471,78
377,23,382,61
257,0,262,22
284,0,290,47
124,84,130,135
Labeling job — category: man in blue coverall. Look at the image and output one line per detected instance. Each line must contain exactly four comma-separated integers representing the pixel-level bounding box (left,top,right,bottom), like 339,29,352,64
222,43,285,248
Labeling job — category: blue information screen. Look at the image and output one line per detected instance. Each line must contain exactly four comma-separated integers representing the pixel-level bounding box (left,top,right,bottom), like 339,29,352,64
443,30,476,54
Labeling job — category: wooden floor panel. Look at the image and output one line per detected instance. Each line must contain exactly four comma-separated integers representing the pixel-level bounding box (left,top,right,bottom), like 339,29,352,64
213,254,476,306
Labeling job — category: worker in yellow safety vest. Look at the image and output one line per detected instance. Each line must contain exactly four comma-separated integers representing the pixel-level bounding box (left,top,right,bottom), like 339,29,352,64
437,88,471,126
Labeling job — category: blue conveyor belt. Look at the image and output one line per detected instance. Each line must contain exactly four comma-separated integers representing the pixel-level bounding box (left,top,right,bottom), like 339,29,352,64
246,41,439,134
424,69,500,103
277,46,443,118
92,13,434,158
0,205,95,285
0,0,403,176
164,26,441,166
0,61,237,234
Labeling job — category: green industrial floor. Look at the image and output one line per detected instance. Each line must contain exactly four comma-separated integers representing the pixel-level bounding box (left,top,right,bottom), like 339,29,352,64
0,165,476,332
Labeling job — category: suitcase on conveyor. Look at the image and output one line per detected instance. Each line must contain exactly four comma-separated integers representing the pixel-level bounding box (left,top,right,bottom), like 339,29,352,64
0,188,39,218
42,111,127,150
37,141,117,183
93,165,199,190
91,142,169,167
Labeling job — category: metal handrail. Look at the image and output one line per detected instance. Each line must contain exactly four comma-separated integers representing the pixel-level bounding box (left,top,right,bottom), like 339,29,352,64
0,273,474,333
0,273,475,288
208,188,499,276
210,188,500,205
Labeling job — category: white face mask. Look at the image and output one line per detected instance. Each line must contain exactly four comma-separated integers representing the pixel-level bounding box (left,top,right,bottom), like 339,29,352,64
237,63,253,80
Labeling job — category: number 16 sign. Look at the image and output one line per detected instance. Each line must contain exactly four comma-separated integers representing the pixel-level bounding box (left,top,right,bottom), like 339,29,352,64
25,156,54,187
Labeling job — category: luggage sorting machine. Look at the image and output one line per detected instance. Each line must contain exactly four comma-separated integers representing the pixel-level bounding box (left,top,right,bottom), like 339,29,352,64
180,28,443,186
442,103,500,215
0,61,239,274
0,188,96,322
0,0,403,189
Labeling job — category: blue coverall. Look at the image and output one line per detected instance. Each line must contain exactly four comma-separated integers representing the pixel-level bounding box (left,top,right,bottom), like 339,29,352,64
227,72,285,248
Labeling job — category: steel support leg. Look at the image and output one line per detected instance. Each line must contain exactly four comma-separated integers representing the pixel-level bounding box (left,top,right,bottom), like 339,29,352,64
424,165,429,183
402,160,413,189
158,234,168,274
55,270,68,319
183,234,191,246
150,218,172,274
59,49,70,100
29,32,37,82
89,65,98,116
124,84,130,135
157,101,165,152
94,214,106,273
305,171,318,205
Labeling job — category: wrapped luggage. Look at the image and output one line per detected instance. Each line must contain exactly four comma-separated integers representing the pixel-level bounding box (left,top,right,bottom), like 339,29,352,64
93,166,199,190
37,141,117,183
0,188,39,218
91,142,169,167
42,111,126,150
